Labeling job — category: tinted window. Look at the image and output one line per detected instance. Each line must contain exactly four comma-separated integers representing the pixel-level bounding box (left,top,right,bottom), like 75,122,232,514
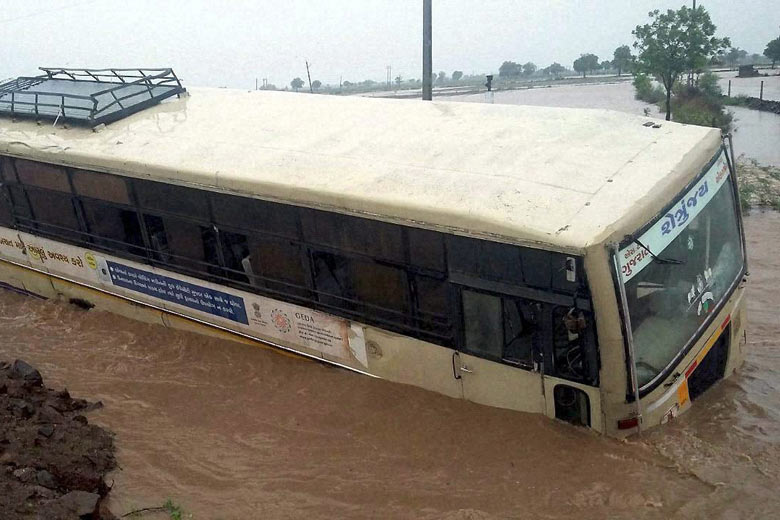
220,231,251,283
311,251,408,316
520,248,551,288
81,200,144,255
301,210,405,262
15,159,71,193
414,275,450,337
408,227,445,272
351,259,408,314
134,180,208,217
211,193,299,238
25,189,81,239
462,289,539,368
144,214,218,273
0,156,16,182
248,236,309,297
447,235,522,284
7,186,31,220
72,170,131,205
462,290,503,360
0,190,13,227
415,275,448,317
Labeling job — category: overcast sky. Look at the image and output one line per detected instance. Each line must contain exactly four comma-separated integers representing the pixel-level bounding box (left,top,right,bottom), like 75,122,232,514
2,0,777,89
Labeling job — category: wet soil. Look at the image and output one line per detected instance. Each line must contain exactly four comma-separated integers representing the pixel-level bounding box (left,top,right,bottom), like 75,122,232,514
0,360,116,519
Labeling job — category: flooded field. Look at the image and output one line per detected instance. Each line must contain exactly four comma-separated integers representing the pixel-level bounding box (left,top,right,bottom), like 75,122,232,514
0,212,777,518
442,79,780,167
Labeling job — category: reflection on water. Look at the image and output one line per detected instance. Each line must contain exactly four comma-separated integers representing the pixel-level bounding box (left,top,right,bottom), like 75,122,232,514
442,80,780,167
0,212,778,518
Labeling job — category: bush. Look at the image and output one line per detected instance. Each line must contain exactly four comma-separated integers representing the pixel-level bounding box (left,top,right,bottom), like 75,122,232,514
633,73,665,104
670,81,732,132
697,71,722,99
671,95,733,132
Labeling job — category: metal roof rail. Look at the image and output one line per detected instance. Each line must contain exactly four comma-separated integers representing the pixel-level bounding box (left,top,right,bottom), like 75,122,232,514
0,67,186,127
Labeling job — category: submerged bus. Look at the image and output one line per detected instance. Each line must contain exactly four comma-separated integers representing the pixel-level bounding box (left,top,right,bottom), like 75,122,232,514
0,72,747,436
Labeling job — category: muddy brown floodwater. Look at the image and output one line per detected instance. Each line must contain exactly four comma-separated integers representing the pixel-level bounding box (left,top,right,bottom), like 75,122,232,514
0,212,778,519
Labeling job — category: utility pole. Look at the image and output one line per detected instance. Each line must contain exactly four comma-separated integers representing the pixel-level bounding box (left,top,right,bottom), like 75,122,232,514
688,0,697,86
305,60,313,93
387,65,392,90
422,0,432,100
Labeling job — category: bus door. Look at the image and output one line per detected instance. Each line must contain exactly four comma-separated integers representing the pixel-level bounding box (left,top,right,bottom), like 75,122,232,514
453,287,546,414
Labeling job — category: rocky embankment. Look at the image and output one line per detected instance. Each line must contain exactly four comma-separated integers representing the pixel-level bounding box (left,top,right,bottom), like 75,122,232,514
0,360,117,520
727,96,780,114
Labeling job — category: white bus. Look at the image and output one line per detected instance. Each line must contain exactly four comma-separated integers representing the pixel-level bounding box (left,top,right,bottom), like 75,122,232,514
0,75,747,436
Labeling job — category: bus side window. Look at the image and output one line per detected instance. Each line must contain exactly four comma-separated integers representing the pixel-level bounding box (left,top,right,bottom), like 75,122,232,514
211,193,299,239
143,214,218,275
301,209,405,264
71,170,131,205
311,250,409,320
134,179,209,218
71,170,143,256
248,235,309,298
0,157,13,226
461,289,538,368
408,228,445,272
14,159,71,193
81,201,144,257
447,236,523,285
24,188,81,241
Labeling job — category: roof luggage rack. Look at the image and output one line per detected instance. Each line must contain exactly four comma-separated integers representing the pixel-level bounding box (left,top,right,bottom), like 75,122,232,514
0,67,186,127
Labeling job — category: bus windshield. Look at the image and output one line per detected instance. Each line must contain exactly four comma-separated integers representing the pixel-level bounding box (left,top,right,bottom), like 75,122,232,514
617,150,744,388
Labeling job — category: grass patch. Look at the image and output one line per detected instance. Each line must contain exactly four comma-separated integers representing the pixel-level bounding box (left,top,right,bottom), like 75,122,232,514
736,158,780,212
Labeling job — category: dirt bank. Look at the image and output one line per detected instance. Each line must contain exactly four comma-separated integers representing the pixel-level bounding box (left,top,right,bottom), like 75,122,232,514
0,360,116,520
737,158,780,209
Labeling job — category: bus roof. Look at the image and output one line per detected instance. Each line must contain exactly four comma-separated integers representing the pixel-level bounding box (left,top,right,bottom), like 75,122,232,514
0,87,721,252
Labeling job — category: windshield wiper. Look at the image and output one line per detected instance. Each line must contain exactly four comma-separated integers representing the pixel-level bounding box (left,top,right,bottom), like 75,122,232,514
629,236,685,265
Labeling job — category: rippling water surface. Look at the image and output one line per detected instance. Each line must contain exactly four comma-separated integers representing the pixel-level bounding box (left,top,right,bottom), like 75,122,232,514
0,212,777,519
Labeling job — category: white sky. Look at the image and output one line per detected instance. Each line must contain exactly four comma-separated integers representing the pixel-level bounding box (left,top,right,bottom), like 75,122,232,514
1,0,777,89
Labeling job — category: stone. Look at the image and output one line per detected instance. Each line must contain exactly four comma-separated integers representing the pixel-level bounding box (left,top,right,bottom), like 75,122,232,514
29,484,57,500
13,466,36,483
73,415,88,425
54,490,100,517
9,398,34,418
35,469,58,489
38,424,55,438
10,360,43,386
35,405,64,425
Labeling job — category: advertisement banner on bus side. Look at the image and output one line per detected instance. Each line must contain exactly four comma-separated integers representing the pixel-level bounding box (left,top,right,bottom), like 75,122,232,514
0,228,367,366
617,151,730,284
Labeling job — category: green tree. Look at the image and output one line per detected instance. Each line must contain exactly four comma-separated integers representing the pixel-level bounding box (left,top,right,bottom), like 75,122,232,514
498,60,522,77
544,62,566,77
452,70,463,81
765,35,780,68
725,47,748,68
290,77,304,91
394,75,402,88
613,45,633,76
311,79,322,91
573,54,599,77
632,6,730,121
437,71,447,84
522,62,537,76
